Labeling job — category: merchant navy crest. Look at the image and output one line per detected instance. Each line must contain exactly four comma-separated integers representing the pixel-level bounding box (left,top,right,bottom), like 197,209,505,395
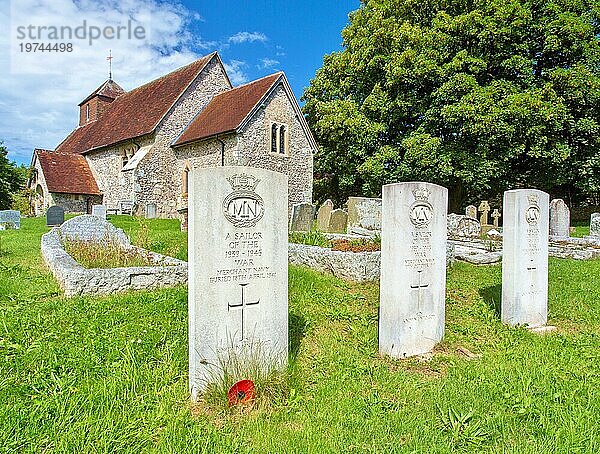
526,194,540,225
223,173,265,228
410,187,433,227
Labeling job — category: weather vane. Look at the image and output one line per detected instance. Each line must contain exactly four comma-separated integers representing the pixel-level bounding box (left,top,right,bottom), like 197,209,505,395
106,50,113,80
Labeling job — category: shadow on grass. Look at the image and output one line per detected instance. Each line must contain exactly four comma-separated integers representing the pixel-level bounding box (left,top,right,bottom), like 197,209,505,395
479,284,502,317
289,312,307,360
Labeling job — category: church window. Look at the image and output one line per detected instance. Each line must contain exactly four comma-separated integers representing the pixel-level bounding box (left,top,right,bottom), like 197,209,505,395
270,122,289,155
182,166,190,196
279,125,286,154
85,104,90,121
271,124,278,153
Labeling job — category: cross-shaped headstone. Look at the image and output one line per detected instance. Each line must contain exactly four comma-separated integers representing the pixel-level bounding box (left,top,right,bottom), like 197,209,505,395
228,283,260,342
410,269,429,312
491,208,501,228
478,201,491,225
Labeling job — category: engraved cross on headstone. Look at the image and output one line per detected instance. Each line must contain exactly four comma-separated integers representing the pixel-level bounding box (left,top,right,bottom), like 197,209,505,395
478,201,491,225
527,263,537,296
491,209,501,228
410,269,429,312
228,283,260,341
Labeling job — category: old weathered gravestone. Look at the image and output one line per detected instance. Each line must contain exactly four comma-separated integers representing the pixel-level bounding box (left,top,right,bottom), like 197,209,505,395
491,209,501,228
465,205,477,219
590,213,600,237
478,201,491,225
379,182,448,358
289,202,315,232
447,213,481,238
0,210,21,229
91,205,107,220
501,189,549,327
347,197,382,233
188,167,288,400
46,206,65,227
549,199,570,238
327,209,348,233
316,199,334,231
145,203,157,219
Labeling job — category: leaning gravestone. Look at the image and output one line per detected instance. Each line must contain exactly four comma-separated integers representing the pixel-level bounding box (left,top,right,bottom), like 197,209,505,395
590,213,600,237
347,197,382,233
549,199,570,238
188,167,288,400
327,209,348,233
379,182,448,358
91,205,107,220
0,210,21,229
501,189,549,327
289,202,315,232
46,206,65,227
316,199,334,231
465,205,477,219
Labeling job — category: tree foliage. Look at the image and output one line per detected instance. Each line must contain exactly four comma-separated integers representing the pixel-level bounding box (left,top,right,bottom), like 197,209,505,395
303,0,600,209
0,144,27,210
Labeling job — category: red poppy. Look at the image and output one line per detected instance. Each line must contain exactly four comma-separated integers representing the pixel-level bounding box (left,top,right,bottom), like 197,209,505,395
227,380,255,406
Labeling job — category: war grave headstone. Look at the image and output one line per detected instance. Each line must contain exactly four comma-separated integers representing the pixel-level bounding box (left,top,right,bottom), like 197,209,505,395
146,202,157,219
316,199,334,231
0,210,21,229
347,197,382,234
379,182,448,358
289,202,315,232
188,167,288,400
549,199,570,238
501,189,550,329
46,206,65,227
327,209,348,234
491,209,501,228
465,205,477,219
91,205,107,220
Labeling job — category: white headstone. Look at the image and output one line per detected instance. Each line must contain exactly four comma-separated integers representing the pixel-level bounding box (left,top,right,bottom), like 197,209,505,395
188,167,288,400
501,189,549,327
145,203,157,219
91,205,107,220
379,182,448,358
549,199,570,238
347,197,382,231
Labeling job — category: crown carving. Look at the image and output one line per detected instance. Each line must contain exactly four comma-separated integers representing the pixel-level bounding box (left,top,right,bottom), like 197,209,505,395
227,174,261,192
412,187,431,202
527,194,539,207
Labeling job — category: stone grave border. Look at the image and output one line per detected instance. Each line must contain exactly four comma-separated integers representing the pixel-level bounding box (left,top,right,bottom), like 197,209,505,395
41,217,187,297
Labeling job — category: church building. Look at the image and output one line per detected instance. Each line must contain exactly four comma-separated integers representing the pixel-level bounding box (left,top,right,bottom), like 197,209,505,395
29,52,316,218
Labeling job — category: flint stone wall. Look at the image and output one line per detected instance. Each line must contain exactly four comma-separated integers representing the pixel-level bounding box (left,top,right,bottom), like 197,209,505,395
41,216,187,297
288,242,455,282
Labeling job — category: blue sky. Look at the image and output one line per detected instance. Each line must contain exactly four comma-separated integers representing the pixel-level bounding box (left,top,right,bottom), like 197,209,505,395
0,0,359,165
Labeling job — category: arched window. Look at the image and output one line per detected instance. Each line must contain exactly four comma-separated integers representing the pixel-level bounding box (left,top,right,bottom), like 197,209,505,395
182,163,191,196
279,125,286,154
271,124,278,153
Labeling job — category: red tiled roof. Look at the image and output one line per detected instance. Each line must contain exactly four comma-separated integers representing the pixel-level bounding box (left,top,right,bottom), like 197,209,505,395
173,72,282,146
79,79,125,105
56,53,216,155
35,150,101,195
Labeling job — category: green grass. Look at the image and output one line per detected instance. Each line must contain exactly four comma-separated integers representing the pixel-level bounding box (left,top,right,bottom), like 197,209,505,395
0,217,599,452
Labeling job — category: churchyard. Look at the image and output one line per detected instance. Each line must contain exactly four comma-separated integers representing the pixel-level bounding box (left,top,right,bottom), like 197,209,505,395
1,179,600,452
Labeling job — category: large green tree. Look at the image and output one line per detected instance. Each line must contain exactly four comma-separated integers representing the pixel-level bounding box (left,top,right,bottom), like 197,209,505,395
303,0,600,210
0,144,27,210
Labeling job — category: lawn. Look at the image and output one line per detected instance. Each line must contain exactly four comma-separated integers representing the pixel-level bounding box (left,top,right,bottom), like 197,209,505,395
0,217,599,453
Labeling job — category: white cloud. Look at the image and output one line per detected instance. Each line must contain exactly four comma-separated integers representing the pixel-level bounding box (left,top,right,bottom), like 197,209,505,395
227,31,267,45
223,60,248,85
0,0,211,163
258,58,279,70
